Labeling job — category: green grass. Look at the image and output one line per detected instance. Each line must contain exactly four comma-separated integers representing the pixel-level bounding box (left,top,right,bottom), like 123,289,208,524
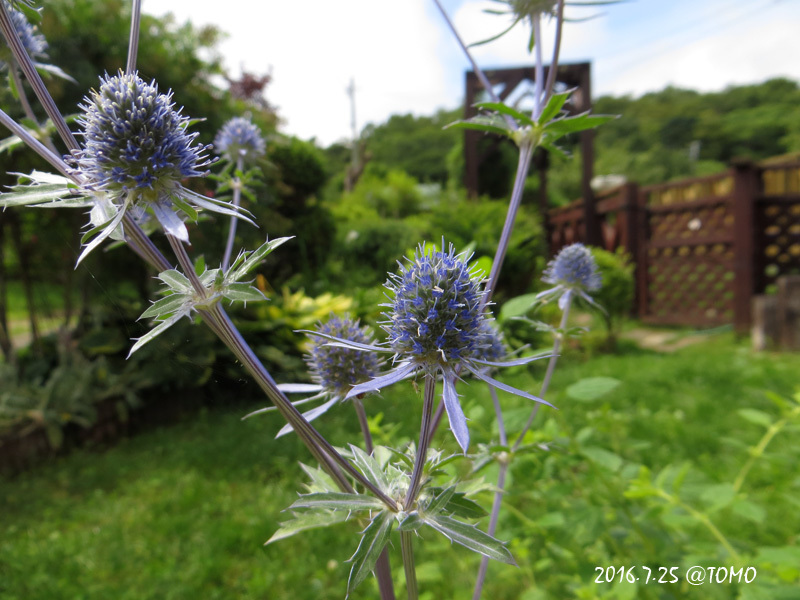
1,333,799,599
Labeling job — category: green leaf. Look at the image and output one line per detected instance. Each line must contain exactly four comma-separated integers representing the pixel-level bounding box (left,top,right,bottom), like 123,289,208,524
289,492,385,512
229,237,293,282
396,512,423,532
0,182,78,207
543,113,616,140
223,283,266,304
128,311,187,356
139,293,188,320
299,463,340,493
738,408,773,428
566,377,621,402
423,514,515,564
157,269,192,292
346,511,394,596
537,89,573,125
581,446,624,472
349,445,389,491
474,101,535,127
499,293,539,322
699,483,736,513
444,492,488,520
445,114,514,137
731,498,766,524
266,510,348,544
426,486,457,515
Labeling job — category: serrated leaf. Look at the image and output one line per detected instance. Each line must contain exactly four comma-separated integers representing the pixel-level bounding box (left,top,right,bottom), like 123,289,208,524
738,408,773,428
229,237,293,282
347,511,394,596
299,463,340,493
566,377,621,402
289,492,385,512
139,293,188,320
223,283,266,303
396,512,423,532
266,510,349,544
543,113,616,140
128,311,187,356
0,182,76,207
445,114,514,137
427,486,457,515
474,101,535,127
444,493,488,519
537,89,573,125
157,269,192,291
423,514,515,564
349,445,389,491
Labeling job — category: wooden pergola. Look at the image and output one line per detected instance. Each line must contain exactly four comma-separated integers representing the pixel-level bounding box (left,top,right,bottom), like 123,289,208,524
463,62,599,246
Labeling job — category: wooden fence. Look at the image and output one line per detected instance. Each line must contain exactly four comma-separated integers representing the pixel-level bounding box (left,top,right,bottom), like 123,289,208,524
547,158,800,332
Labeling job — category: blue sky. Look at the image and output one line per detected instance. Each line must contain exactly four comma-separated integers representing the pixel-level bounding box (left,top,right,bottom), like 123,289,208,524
150,0,800,146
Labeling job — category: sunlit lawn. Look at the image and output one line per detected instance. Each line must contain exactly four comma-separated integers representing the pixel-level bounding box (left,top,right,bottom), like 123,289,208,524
1,333,799,599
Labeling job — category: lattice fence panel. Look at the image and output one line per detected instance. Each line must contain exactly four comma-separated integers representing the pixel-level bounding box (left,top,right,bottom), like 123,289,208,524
643,175,735,326
756,201,800,291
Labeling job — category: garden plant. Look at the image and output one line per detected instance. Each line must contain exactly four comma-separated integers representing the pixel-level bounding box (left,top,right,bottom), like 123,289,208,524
2,1,799,599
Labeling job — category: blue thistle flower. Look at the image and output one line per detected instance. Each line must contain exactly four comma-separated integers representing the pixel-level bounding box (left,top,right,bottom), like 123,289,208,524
0,1,47,64
537,243,602,310
72,71,252,262
245,315,381,438
214,116,265,165
310,242,554,453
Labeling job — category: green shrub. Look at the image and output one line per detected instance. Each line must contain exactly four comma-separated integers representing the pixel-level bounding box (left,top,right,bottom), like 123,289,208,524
589,246,635,338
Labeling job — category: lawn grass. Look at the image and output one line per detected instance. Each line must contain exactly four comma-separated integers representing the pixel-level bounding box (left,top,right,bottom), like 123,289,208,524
1,333,799,599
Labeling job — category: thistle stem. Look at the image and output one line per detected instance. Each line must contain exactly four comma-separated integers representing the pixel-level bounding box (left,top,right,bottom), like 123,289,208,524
8,62,60,155
221,156,245,271
543,0,566,102
400,531,418,600
0,109,73,179
483,142,534,305
532,13,545,120
431,0,517,131
126,0,142,75
353,397,374,455
405,374,436,507
0,1,78,151
512,297,571,452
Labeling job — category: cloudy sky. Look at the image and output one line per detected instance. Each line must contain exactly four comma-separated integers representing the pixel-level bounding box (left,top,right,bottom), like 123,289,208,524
148,0,800,146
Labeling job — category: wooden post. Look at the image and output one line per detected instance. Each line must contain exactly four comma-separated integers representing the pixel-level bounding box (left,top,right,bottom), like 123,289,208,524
777,275,800,350
751,295,778,351
634,187,650,319
731,159,758,334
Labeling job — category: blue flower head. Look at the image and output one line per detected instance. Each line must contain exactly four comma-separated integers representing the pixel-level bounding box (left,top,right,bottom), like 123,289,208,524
327,241,555,453
214,116,265,165
249,315,382,438
308,315,380,399
538,243,602,310
0,1,47,64
77,71,209,197
385,243,487,368
72,71,251,261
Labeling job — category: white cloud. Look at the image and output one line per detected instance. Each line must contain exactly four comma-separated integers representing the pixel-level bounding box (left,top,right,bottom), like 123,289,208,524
146,0,800,145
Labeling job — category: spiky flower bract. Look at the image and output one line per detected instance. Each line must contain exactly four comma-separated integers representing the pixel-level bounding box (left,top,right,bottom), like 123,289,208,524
214,116,265,165
331,242,554,453
538,242,602,310
247,315,381,438
0,1,47,65
72,71,250,261
308,315,380,399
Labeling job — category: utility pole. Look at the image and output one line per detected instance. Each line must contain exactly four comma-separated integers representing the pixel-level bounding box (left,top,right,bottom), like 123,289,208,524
345,78,359,192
